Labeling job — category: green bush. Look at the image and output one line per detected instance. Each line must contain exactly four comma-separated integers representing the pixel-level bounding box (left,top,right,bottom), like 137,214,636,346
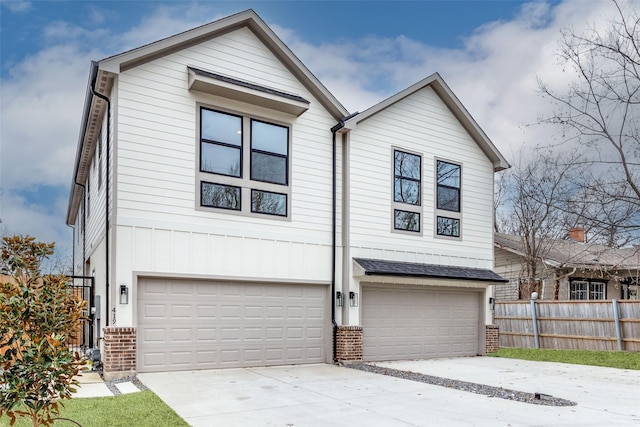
0,236,87,427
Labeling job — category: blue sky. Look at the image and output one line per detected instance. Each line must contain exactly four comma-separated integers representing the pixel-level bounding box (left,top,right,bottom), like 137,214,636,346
0,0,633,260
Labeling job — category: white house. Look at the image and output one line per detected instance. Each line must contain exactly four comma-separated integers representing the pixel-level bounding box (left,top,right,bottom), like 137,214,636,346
66,9,509,379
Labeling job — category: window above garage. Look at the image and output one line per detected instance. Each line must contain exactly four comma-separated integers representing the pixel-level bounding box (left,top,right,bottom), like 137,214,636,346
188,67,310,116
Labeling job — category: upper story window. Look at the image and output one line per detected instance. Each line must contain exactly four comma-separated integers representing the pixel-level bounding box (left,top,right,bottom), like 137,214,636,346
198,107,290,218
201,109,243,177
392,149,421,233
436,160,461,238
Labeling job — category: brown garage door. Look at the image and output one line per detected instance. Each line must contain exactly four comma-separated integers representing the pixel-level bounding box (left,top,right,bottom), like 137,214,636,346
362,284,481,361
137,278,328,372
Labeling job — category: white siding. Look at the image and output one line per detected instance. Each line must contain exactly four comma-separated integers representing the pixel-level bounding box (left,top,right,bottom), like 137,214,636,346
347,86,495,269
111,27,339,326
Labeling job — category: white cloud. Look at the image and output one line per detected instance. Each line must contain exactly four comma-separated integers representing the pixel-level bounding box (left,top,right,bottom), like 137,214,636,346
1,0,31,13
1,0,637,254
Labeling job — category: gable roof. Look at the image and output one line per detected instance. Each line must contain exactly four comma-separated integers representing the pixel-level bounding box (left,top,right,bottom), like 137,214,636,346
495,232,640,270
341,73,510,172
66,9,349,225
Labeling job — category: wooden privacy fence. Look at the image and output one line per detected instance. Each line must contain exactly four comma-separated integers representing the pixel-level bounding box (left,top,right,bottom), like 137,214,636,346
494,300,640,351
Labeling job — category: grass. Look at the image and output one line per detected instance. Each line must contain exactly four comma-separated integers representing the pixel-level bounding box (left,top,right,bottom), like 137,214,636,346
0,390,189,427
488,347,640,370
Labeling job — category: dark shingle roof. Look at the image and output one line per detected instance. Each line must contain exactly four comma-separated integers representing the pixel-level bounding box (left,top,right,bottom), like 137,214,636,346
188,66,310,104
354,258,507,283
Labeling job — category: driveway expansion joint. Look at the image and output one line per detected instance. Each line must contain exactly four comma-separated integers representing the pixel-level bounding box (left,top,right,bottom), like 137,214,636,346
344,362,577,407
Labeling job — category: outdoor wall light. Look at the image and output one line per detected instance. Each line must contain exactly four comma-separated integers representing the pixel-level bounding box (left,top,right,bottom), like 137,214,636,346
336,291,344,307
489,297,495,311
349,291,359,307
119,284,129,305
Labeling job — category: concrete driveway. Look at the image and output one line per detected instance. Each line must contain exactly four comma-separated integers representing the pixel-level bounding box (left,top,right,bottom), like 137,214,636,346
138,357,640,426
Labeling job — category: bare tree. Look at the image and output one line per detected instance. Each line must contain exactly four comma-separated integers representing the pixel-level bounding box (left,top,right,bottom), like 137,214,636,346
496,149,580,297
538,0,640,244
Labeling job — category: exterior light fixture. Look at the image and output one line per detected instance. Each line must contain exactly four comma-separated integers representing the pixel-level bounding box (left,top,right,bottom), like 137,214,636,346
489,297,495,311
119,284,129,305
349,291,359,307
336,291,344,307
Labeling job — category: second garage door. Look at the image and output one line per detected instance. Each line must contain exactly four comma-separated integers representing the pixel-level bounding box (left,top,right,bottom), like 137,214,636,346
137,278,328,372
362,284,481,361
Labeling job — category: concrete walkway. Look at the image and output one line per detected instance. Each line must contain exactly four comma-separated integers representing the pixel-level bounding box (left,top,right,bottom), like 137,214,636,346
74,371,142,398
138,357,640,426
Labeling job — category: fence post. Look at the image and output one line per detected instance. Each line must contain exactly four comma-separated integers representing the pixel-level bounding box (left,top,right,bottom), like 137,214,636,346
612,299,623,351
530,299,540,349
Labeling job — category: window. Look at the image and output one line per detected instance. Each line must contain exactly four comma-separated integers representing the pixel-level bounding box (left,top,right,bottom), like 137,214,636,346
436,160,461,238
201,182,240,210
570,280,606,300
392,149,422,233
198,107,290,218
251,120,288,185
621,279,639,300
200,109,242,177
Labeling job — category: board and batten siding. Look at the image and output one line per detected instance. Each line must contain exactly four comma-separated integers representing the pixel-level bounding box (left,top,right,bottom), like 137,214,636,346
347,86,495,269
112,27,340,299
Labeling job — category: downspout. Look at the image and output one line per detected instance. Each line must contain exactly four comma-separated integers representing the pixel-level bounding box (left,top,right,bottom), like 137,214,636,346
90,67,112,327
330,119,348,363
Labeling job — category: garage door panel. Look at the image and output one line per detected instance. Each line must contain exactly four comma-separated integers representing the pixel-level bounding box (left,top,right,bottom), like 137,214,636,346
138,279,327,372
363,284,480,361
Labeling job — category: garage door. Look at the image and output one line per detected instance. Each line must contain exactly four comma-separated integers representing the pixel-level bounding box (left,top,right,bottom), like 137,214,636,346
137,278,328,372
362,284,481,361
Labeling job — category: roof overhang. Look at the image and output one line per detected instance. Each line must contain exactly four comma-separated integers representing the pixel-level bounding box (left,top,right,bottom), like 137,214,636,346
354,258,508,283
188,67,309,116
98,9,348,120
66,64,114,225
341,73,510,172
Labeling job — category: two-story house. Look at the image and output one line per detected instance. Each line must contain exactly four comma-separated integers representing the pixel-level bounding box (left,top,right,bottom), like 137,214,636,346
66,10,509,379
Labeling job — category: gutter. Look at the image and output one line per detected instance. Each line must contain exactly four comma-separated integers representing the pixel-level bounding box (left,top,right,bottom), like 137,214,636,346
89,66,112,327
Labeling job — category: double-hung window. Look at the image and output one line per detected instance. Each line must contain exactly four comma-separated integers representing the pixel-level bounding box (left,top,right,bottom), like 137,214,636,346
436,160,461,238
198,107,290,217
392,149,422,233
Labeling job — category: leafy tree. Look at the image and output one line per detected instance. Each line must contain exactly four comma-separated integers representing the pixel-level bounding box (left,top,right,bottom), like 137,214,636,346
0,235,87,427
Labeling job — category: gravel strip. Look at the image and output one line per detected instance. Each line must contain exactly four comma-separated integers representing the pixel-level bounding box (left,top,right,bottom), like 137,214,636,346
101,375,148,396
345,362,576,407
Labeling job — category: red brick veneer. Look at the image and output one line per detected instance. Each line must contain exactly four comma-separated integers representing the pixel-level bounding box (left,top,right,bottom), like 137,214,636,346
102,327,136,380
336,326,363,361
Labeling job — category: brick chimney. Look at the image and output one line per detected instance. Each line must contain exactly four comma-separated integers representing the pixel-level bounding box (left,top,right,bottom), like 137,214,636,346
569,227,585,243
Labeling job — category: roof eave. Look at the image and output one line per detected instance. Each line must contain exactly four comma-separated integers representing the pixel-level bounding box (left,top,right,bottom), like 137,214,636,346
343,73,510,172
98,9,349,120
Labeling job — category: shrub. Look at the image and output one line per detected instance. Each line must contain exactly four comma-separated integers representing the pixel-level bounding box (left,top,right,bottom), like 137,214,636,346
0,236,87,426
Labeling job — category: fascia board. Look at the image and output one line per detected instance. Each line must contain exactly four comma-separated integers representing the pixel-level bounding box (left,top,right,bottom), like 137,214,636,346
343,73,510,172
97,9,349,120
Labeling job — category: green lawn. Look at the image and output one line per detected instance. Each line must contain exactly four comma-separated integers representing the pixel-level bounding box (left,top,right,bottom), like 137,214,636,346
489,348,640,370
0,390,188,427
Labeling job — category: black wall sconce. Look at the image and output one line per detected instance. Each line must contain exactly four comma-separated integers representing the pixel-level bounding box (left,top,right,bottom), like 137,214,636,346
336,291,344,307
489,297,495,311
119,284,129,305
349,291,358,307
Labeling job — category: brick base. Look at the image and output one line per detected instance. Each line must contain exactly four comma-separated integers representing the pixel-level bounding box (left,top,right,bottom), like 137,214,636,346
102,327,136,381
336,326,363,361
486,324,499,353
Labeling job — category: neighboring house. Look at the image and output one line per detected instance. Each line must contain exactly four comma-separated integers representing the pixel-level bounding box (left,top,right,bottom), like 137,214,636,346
494,230,640,301
66,10,509,379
